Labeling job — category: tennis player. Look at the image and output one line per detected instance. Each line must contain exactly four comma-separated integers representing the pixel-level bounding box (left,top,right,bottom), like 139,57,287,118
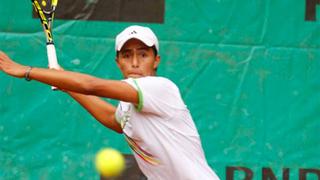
0,25,220,180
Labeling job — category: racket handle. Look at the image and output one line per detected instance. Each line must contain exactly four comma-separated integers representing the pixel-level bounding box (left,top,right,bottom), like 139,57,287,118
46,43,59,90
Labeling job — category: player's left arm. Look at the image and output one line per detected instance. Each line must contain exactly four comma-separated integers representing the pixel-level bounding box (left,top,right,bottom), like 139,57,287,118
66,91,123,133
0,51,139,105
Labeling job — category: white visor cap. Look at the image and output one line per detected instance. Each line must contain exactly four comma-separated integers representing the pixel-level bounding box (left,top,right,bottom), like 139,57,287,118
115,25,159,53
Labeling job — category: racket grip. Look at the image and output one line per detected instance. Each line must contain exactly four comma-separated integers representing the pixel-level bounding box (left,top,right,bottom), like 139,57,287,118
46,43,59,90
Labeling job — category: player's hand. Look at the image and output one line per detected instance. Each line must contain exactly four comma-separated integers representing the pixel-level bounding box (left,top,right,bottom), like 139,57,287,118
0,51,29,78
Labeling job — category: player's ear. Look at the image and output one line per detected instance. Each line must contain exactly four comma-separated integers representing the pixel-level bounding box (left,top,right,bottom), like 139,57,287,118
153,55,160,70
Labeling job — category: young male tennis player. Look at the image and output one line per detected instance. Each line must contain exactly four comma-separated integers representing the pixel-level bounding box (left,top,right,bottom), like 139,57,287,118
0,25,220,179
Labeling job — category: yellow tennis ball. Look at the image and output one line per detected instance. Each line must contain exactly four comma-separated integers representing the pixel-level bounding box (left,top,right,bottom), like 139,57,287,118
41,0,46,6
95,148,125,177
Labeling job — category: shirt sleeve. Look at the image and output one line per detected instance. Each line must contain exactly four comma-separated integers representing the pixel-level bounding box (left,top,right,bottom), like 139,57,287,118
123,77,186,116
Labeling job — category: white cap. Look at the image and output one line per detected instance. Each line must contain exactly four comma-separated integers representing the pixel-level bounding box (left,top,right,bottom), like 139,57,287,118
115,25,159,53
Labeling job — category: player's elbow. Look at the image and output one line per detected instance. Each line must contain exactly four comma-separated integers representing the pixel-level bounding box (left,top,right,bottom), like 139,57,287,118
80,79,106,95
77,78,101,95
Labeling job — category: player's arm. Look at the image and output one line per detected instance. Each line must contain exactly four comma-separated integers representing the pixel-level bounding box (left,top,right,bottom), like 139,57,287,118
0,51,139,104
0,52,124,133
66,92,122,133
30,68,139,103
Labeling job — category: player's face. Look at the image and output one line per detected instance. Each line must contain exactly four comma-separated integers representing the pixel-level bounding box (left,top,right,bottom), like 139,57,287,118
116,39,160,78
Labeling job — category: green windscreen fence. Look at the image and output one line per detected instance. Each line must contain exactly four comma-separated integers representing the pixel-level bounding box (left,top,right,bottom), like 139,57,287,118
0,0,319,179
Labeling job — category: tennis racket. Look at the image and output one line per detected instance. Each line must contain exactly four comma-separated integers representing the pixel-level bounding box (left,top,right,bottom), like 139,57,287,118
31,0,59,90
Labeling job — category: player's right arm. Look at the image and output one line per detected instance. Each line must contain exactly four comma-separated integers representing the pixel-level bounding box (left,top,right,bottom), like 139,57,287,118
0,52,135,133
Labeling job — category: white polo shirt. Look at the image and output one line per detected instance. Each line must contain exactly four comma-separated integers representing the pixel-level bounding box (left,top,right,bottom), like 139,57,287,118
115,76,220,180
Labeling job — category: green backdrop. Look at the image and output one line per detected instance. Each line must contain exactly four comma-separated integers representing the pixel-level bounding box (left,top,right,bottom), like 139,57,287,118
0,0,319,179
